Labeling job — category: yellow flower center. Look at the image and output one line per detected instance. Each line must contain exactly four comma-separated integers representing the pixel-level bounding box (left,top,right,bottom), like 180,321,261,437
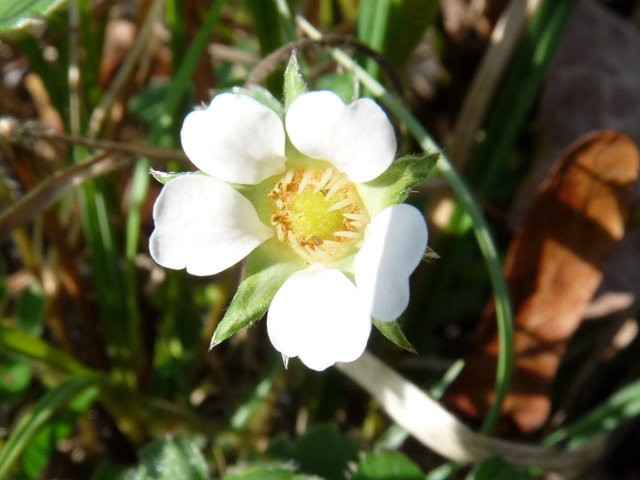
268,167,369,264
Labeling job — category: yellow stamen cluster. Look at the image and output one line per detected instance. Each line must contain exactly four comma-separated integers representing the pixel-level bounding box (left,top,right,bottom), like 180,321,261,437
268,167,369,264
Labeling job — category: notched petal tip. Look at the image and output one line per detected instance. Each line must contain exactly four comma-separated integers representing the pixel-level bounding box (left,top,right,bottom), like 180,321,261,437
285,91,396,183
181,93,286,184
267,265,371,371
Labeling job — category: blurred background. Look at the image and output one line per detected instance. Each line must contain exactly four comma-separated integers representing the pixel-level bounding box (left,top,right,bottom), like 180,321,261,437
1,0,640,478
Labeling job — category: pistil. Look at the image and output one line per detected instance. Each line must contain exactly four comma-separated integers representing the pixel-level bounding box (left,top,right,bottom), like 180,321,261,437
268,167,369,264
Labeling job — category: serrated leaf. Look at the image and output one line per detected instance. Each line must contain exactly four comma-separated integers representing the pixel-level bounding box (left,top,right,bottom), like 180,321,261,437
0,0,66,32
372,318,416,354
118,436,209,480
353,451,424,480
284,51,308,111
466,456,525,480
358,153,438,216
211,241,302,347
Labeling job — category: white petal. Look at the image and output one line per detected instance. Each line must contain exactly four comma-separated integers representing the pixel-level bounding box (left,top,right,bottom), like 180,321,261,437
285,91,396,183
354,204,428,322
181,93,286,184
149,174,272,276
267,265,371,371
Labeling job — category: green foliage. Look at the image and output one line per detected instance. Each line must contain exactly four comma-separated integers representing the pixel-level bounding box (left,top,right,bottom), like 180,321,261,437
224,466,316,480
270,425,361,480
0,0,66,32
3,1,639,478
466,456,525,480
353,451,424,480
0,375,103,479
0,287,45,403
211,240,302,347
468,0,580,197
545,376,640,449
382,0,439,67
115,437,210,480
358,153,438,216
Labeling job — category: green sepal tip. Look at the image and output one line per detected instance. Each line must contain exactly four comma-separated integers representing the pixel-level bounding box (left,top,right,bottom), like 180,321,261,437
210,241,302,348
372,317,416,354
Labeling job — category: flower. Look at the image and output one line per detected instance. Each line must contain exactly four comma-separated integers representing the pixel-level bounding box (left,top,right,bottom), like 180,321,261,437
150,89,428,371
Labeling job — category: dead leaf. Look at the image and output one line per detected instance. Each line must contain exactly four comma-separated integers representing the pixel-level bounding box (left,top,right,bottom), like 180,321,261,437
509,0,640,228
446,130,640,434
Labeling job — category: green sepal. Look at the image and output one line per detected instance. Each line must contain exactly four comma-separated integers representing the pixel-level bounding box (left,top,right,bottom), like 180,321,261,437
373,317,416,354
149,168,190,185
210,240,302,348
232,85,284,119
358,152,438,216
283,51,308,111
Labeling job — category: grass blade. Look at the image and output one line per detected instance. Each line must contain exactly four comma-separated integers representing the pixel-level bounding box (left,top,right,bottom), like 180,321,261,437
0,374,104,479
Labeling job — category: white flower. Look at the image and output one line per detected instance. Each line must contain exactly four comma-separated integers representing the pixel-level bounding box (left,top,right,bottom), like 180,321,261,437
150,90,428,371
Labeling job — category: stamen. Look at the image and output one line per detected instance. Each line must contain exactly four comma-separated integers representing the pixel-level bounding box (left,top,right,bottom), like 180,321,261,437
284,169,294,184
297,168,314,193
268,166,370,264
322,240,343,249
334,230,361,239
288,231,308,259
327,198,354,212
326,176,349,199
315,167,334,192
343,212,368,221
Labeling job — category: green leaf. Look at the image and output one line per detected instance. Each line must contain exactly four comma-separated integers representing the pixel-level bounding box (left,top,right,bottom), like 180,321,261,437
224,465,316,480
358,153,438,216
0,0,67,32
284,51,308,111
274,425,361,480
118,436,209,480
17,286,45,334
383,0,440,67
0,374,104,479
0,360,31,402
353,451,424,480
0,324,90,375
373,318,416,354
466,456,525,480
211,241,302,347
545,375,640,449
22,413,74,478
